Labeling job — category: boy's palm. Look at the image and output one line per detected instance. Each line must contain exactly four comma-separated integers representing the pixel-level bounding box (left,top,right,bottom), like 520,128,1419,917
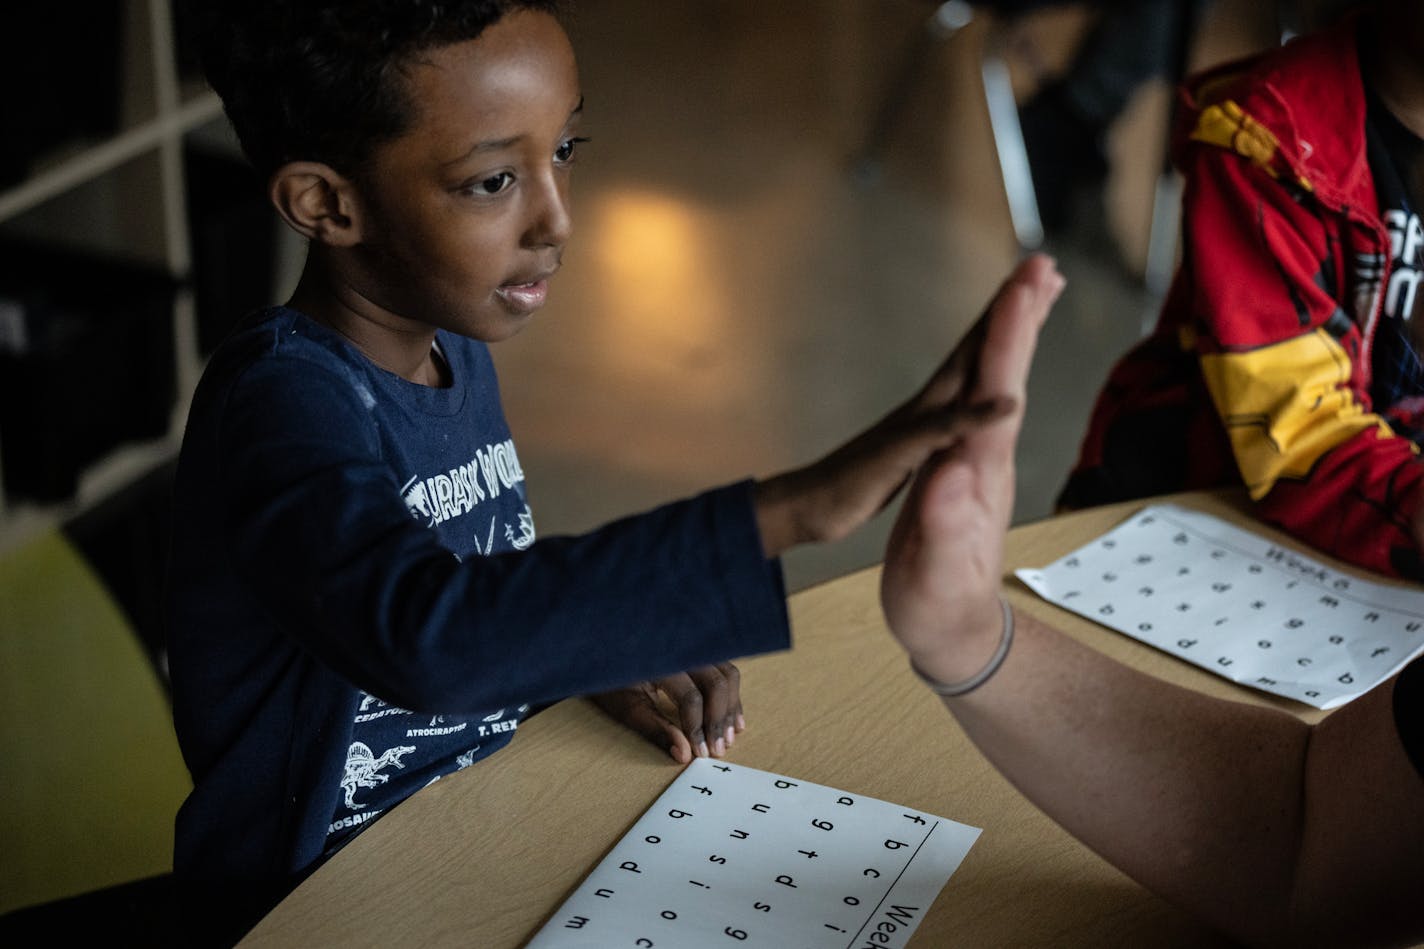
756,255,1062,557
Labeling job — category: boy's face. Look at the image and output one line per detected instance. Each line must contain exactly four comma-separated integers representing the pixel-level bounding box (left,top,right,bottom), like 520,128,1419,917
347,10,582,342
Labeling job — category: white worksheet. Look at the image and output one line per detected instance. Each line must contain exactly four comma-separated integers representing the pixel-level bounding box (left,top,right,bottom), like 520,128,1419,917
525,758,981,948
1016,503,1424,709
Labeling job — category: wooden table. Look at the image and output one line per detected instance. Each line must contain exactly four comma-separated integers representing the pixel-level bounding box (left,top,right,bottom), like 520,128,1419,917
240,490,1344,947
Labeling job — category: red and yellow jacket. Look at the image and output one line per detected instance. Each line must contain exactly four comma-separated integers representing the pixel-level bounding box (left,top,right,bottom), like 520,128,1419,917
1061,20,1424,578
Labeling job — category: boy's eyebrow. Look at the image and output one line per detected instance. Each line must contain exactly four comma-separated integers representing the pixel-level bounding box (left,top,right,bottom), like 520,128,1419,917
443,97,584,167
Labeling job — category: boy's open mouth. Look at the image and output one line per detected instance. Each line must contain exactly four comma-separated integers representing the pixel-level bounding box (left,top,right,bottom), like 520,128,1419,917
495,276,550,313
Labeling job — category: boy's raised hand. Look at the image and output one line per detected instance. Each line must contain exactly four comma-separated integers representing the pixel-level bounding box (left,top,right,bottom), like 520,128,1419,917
589,663,744,763
753,255,1064,558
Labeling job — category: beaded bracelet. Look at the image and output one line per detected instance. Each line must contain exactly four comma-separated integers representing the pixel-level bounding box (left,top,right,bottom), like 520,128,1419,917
909,596,1015,697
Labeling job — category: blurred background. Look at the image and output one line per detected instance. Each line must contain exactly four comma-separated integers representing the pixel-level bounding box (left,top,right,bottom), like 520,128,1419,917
0,0,1305,927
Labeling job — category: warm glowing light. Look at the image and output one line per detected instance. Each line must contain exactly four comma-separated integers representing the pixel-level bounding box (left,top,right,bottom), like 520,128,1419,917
582,188,727,375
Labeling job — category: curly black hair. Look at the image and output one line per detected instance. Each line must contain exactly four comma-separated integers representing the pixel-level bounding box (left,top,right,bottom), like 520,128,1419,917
188,0,564,177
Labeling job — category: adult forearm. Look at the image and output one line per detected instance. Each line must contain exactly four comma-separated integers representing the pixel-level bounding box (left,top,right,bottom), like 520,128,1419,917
939,607,1311,946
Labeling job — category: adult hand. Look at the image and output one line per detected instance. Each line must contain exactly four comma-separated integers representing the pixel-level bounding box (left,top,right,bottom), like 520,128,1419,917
880,255,1061,683
589,663,743,763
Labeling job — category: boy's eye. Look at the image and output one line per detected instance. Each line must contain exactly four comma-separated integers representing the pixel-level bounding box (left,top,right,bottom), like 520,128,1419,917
554,136,589,164
467,172,514,196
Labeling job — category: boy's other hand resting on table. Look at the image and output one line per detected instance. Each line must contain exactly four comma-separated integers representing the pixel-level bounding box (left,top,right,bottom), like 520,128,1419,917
590,663,744,764
595,255,1063,764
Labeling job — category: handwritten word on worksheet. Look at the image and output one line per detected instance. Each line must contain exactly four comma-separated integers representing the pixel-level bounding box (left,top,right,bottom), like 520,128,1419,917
525,758,980,948
1016,504,1424,709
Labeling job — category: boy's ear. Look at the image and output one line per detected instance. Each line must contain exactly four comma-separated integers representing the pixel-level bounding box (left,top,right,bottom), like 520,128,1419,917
268,162,364,247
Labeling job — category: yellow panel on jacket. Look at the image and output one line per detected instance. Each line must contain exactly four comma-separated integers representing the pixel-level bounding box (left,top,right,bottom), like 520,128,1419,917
1200,328,1398,499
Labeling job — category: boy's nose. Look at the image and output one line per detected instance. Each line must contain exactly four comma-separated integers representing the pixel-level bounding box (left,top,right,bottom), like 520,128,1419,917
525,176,573,249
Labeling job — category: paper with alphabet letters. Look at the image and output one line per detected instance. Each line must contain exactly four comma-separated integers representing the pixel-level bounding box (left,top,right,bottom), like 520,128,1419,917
1016,504,1424,710
525,758,981,948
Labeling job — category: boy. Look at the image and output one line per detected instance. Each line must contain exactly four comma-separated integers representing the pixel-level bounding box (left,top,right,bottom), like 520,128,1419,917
171,1,1062,943
1060,1,1424,578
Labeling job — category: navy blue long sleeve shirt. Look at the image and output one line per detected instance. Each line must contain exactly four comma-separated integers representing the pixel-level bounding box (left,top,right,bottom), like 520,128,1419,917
166,307,790,944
